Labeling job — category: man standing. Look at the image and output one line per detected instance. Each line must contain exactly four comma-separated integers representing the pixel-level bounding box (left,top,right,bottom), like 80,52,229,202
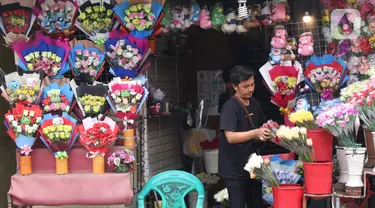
219,65,271,207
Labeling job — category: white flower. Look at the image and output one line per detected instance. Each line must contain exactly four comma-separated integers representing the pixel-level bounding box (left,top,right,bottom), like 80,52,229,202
131,56,139,63
124,52,133,59
7,115,14,122
114,158,121,166
119,40,125,46
74,62,82,69
126,45,132,51
11,120,17,127
244,153,263,172
93,60,100,67
36,117,42,124
33,124,39,131
29,111,35,117
23,110,29,116
27,126,33,134
214,188,229,203
135,93,142,100
300,127,307,135
131,98,136,104
306,139,313,146
16,126,22,133
130,91,136,95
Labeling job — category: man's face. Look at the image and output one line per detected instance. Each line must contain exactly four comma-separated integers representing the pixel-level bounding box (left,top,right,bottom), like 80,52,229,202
233,76,255,99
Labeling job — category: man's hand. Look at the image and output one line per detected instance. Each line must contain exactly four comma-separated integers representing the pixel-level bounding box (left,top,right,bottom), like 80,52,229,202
256,128,271,141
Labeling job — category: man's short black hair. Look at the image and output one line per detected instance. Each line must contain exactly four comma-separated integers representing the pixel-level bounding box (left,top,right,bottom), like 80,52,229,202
222,65,234,83
230,65,256,85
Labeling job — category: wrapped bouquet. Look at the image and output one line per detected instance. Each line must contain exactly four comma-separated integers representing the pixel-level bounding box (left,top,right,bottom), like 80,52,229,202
70,79,109,120
113,0,164,38
12,32,71,77
75,0,119,43
79,116,119,173
304,54,349,101
244,153,279,187
41,82,73,113
107,149,136,173
33,0,77,36
105,30,150,78
0,0,36,45
69,39,106,83
0,71,43,105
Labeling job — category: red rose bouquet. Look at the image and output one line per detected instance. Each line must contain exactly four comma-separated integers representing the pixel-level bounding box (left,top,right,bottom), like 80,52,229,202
200,136,219,151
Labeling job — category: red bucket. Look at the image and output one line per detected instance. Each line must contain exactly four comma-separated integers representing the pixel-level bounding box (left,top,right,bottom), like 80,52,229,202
283,114,295,127
272,184,304,208
303,162,333,194
307,129,333,162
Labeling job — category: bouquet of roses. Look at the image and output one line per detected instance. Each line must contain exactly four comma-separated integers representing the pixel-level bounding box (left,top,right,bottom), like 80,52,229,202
12,32,71,77
304,54,349,101
316,103,359,147
4,104,43,156
107,78,149,123
107,149,136,173
262,155,302,205
33,0,77,35
0,0,36,46
70,79,109,120
41,83,73,113
340,79,369,101
262,120,280,139
288,110,317,129
347,78,375,131
0,71,43,105
113,0,164,39
78,117,119,157
69,42,105,82
275,126,314,162
244,153,279,187
75,0,119,43
38,113,79,159
105,30,150,78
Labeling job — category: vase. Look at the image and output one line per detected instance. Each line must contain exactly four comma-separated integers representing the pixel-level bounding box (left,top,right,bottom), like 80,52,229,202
272,184,304,208
336,147,349,184
56,157,68,175
307,129,333,162
122,129,135,147
303,162,333,194
203,149,219,173
93,155,105,174
19,155,32,175
363,128,375,168
188,191,208,208
345,147,366,188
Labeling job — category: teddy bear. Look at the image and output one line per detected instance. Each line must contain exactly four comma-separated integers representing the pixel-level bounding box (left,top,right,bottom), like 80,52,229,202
170,7,185,30
221,10,237,34
269,48,282,64
199,7,212,29
298,32,314,56
281,49,296,64
260,3,272,25
271,26,287,48
270,2,289,23
189,2,200,25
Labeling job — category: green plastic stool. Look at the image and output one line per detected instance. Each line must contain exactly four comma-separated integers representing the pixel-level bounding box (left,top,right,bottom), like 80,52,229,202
138,170,205,208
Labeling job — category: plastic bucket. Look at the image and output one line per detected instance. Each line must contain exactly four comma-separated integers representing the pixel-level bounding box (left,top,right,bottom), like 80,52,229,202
272,184,304,208
307,129,333,162
303,162,333,194
203,149,219,173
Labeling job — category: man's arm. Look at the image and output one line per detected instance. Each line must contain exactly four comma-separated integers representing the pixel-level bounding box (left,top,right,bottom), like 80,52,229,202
224,129,260,144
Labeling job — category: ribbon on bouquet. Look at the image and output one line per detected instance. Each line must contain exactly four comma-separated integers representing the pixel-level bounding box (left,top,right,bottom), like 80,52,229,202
86,151,105,159
20,145,33,156
55,151,68,159
279,107,290,115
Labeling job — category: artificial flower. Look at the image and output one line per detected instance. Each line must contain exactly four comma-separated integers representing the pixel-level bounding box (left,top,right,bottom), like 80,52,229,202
79,95,106,115
1,9,31,34
106,40,143,71
77,5,114,33
73,49,103,79
37,1,75,34
124,4,155,32
288,110,317,129
107,149,136,173
244,153,279,187
214,188,229,207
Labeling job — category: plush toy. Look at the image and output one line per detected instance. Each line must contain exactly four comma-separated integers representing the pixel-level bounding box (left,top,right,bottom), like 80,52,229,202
211,3,225,30
368,16,375,34
281,48,296,64
182,6,193,29
189,2,200,25
269,48,282,64
236,16,248,34
200,7,212,29
161,6,172,33
221,10,237,34
286,38,297,50
295,95,310,111
271,25,287,48
260,3,272,25
170,7,186,31
298,32,314,56
322,10,330,26
270,2,289,23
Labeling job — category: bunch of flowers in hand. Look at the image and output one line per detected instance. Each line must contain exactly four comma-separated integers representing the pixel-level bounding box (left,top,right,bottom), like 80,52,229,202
79,95,106,115
262,120,280,139
24,51,62,73
106,39,143,71
272,76,297,96
244,153,279,187
4,104,43,156
214,188,229,208
196,172,220,188
38,1,75,34
73,49,103,79
288,110,317,129
107,149,136,173
275,126,314,162
77,6,114,33
124,4,156,31
347,79,375,130
316,103,359,147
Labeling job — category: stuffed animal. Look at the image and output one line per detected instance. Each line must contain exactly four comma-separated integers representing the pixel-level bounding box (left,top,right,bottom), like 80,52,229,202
298,32,314,56
295,95,310,111
189,2,200,25
281,49,296,64
271,26,287,48
368,16,375,34
322,10,330,26
286,38,297,50
211,3,225,30
221,10,237,34
200,7,212,29
269,48,282,64
182,6,193,29
161,6,172,33
270,2,289,23
260,3,272,25
170,7,185,31
236,17,248,34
